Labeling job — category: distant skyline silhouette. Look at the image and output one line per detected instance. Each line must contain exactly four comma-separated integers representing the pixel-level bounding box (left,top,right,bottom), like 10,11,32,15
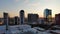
0,0,60,17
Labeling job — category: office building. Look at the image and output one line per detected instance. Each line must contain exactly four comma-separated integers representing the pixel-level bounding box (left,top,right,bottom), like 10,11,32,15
28,14,39,24
14,16,19,25
39,18,45,24
20,10,25,24
55,14,60,25
44,9,52,24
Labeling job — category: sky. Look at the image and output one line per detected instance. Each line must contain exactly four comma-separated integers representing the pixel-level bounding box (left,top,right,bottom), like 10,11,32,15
0,0,60,18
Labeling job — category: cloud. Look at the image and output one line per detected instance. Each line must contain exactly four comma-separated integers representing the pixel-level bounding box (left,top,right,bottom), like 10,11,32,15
14,0,29,3
15,0,19,1
14,0,19,2
23,0,29,4
29,3,40,6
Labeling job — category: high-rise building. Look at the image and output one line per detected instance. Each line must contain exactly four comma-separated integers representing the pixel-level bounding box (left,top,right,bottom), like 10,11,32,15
14,16,19,25
20,10,25,24
55,14,60,25
28,14,39,24
3,12,9,30
44,9,52,24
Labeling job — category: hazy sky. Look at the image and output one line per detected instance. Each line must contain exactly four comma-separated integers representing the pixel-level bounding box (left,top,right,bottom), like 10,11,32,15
0,0,60,17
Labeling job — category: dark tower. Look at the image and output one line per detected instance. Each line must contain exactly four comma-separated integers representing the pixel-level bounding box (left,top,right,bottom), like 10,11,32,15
20,10,24,25
3,12,9,30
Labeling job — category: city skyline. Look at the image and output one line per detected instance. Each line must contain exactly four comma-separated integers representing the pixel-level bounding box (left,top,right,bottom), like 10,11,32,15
0,0,60,17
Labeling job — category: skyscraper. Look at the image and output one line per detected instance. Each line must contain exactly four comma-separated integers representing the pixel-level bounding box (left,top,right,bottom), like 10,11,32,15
20,10,24,25
28,14,39,24
44,9,52,24
3,12,9,30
